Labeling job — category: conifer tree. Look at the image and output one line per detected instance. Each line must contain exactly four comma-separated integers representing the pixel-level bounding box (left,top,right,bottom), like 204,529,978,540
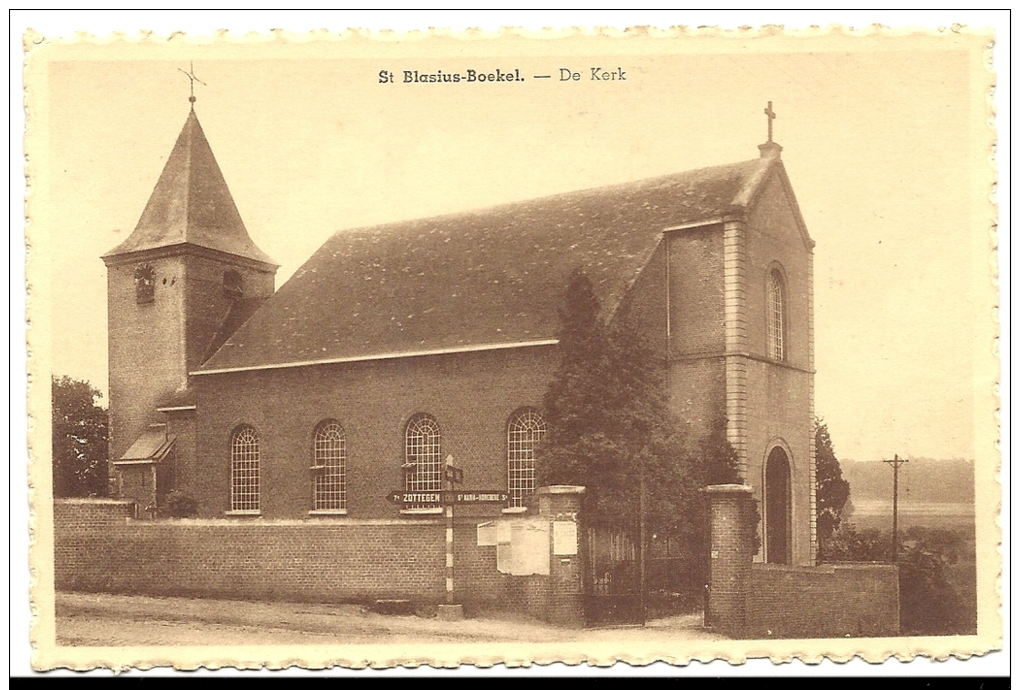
815,418,851,545
537,269,688,535
538,270,621,526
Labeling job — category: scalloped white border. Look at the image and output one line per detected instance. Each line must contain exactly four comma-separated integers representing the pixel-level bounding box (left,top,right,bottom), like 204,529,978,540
13,11,1007,676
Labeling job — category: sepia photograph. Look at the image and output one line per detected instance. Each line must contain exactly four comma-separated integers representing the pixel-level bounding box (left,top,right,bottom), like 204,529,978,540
21,18,1001,671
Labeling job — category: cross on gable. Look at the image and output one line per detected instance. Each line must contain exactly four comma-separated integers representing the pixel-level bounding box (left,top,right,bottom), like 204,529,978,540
764,101,777,143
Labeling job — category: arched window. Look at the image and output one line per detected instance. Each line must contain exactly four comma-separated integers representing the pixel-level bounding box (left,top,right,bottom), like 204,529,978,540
134,264,155,304
767,268,785,361
230,425,260,513
404,414,442,508
223,270,243,299
507,409,546,509
312,421,346,511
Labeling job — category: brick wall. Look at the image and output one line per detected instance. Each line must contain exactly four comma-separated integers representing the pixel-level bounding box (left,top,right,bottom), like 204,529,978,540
106,254,189,463
117,465,155,517
53,498,134,530
536,487,586,627
662,222,727,445
704,485,899,639
747,563,899,639
667,225,725,357
506,575,548,620
740,169,815,566
54,500,513,607
105,249,275,465
744,173,812,369
743,361,813,564
187,346,557,519
705,485,754,633
668,357,726,443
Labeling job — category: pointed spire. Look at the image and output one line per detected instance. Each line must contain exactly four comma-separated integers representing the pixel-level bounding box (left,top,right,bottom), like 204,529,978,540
104,109,276,266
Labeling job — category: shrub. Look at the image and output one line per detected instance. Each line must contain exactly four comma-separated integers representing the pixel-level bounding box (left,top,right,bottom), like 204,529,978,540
163,490,198,518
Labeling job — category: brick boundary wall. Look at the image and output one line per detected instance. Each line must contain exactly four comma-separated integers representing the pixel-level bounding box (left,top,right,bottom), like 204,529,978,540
54,499,510,608
704,484,899,639
747,562,899,639
53,490,587,626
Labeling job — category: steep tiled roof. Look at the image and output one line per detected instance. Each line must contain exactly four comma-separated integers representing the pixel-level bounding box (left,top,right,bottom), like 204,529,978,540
198,155,777,373
200,296,269,364
103,110,276,265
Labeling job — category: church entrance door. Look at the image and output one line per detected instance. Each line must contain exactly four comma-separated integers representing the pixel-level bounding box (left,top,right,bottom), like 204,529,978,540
765,447,792,565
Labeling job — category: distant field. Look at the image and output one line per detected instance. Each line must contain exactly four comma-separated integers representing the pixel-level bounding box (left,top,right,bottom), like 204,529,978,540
848,500,975,534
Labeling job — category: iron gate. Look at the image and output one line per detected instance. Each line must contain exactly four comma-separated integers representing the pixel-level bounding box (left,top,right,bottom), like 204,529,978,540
584,528,643,625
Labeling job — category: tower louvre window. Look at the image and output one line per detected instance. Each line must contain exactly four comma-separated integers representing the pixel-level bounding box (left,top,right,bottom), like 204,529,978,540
767,268,786,361
134,264,156,304
312,420,346,511
507,409,546,509
223,270,243,299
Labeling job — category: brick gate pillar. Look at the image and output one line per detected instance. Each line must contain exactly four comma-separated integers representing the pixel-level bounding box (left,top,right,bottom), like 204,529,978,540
704,484,754,637
536,485,585,628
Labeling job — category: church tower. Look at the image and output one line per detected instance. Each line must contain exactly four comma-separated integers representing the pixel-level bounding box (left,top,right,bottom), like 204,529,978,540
102,105,278,482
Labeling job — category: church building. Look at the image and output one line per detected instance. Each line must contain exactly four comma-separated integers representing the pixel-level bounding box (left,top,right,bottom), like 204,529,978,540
103,103,817,568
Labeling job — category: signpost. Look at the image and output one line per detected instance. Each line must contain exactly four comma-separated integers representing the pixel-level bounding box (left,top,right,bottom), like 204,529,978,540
385,490,509,506
445,464,464,484
387,456,507,621
442,454,462,618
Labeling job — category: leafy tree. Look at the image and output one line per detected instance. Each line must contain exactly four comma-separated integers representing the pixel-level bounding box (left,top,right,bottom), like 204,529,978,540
898,527,973,635
815,418,851,546
51,375,109,497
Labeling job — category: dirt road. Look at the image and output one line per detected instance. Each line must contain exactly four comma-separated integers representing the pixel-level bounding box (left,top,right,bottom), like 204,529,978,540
56,592,721,647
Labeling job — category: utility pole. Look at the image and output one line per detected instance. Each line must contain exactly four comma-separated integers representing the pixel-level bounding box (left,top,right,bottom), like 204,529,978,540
883,454,908,562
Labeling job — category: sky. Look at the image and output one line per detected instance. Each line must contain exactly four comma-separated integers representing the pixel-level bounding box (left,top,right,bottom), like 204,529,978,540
30,31,995,463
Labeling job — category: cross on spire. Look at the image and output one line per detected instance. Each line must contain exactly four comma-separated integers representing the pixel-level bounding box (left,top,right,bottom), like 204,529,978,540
178,61,206,108
764,101,777,143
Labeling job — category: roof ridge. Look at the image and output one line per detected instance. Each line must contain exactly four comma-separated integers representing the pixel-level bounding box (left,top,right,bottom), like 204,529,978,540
199,153,770,373
323,157,765,242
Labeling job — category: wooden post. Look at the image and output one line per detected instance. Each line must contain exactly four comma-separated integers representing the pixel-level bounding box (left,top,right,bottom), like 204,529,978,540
445,454,455,604
436,454,464,621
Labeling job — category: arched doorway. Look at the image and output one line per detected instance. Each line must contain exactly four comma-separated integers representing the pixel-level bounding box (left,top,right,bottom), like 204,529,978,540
765,446,792,565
